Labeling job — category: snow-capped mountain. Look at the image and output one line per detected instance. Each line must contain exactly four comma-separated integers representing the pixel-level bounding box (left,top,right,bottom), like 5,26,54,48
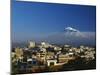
13,27,96,47
64,27,85,38
38,27,96,46
65,27,79,32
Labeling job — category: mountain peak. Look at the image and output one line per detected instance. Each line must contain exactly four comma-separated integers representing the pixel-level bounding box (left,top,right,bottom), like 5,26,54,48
64,27,85,38
65,27,79,32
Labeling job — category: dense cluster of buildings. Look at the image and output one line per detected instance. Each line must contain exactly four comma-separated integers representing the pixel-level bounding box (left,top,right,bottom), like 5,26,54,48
11,41,96,73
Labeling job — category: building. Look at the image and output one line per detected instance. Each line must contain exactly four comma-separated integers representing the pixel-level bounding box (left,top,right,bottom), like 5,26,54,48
41,42,50,48
64,45,70,48
47,59,57,66
15,47,23,59
29,41,35,48
54,46,62,51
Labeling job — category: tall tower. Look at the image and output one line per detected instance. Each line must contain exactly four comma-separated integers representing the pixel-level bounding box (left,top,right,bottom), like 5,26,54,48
28,41,35,48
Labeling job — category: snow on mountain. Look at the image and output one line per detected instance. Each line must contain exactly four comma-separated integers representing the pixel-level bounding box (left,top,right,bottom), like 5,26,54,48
64,27,85,38
41,27,96,46
65,27,79,32
13,27,96,46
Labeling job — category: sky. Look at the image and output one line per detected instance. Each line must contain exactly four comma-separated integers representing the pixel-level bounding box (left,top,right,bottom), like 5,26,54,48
12,0,96,42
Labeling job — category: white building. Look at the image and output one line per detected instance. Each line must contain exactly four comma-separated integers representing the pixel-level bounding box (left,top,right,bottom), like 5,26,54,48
41,42,50,48
54,46,62,51
47,59,57,66
29,41,35,48
64,45,70,48
40,48,46,52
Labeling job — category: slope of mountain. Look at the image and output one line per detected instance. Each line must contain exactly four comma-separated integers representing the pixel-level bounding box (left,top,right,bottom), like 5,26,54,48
41,27,96,46
12,27,96,47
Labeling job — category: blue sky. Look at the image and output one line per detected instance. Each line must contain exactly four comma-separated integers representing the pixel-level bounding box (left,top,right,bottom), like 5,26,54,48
12,1,96,42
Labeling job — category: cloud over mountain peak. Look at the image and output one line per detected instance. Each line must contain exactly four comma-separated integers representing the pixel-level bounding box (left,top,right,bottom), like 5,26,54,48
65,27,79,32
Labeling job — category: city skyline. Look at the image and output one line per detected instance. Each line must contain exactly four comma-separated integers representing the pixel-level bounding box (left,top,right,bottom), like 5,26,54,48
11,1,96,74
